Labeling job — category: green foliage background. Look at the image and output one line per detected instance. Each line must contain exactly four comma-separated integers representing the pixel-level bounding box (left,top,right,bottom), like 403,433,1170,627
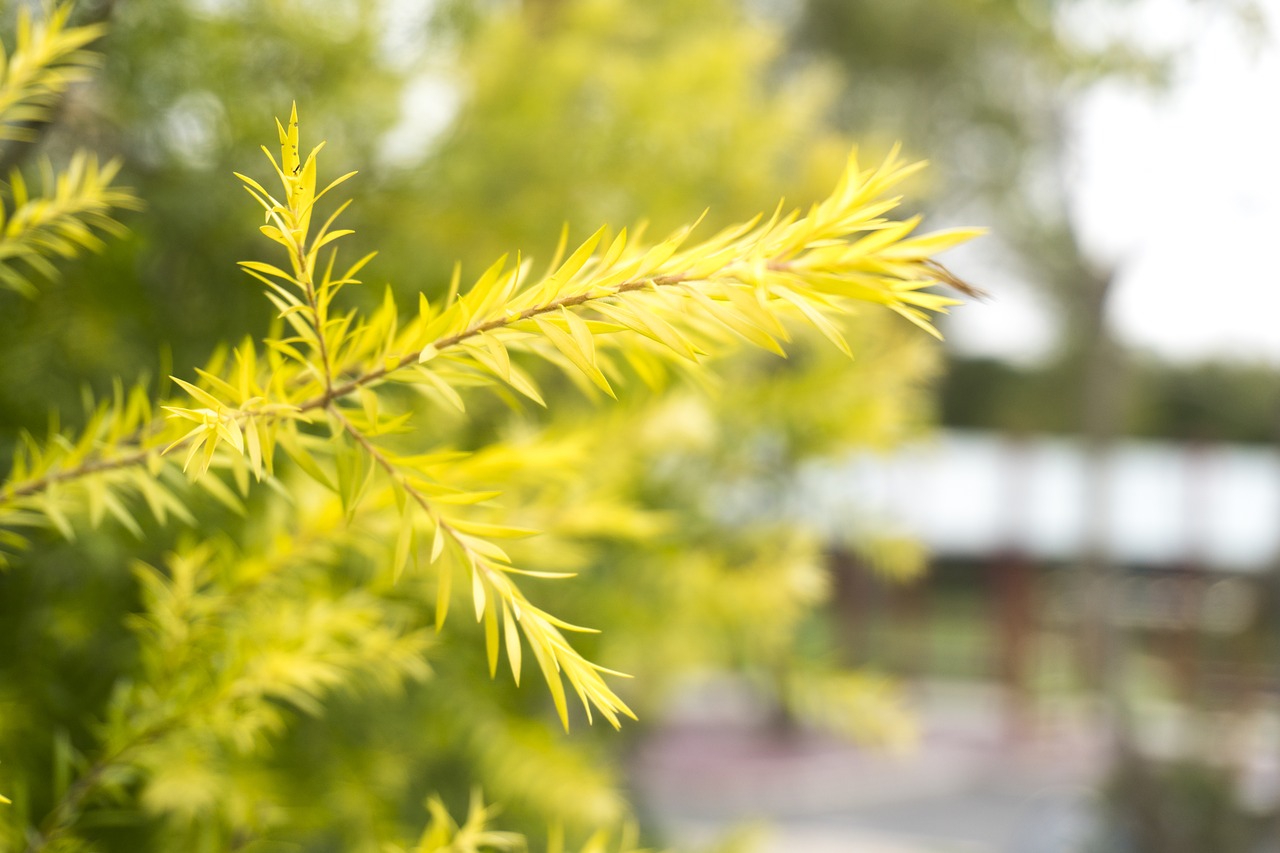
0,2,982,850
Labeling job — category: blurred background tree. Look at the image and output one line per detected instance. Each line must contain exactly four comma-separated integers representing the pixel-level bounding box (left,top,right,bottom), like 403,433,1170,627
792,0,1276,442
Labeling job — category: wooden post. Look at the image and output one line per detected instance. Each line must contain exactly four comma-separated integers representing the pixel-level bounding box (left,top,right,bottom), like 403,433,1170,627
992,549,1035,743
829,548,873,667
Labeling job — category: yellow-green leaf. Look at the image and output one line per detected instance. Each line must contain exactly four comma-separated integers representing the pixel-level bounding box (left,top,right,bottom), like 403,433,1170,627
502,601,522,685
533,316,615,398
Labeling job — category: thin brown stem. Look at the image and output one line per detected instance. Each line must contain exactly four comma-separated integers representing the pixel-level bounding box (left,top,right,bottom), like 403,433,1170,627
5,445,153,501
301,271,689,410
1,262,745,508
0,269,698,508
327,403,442,527
23,719,174,853
23,503,346,852
325,403,489,578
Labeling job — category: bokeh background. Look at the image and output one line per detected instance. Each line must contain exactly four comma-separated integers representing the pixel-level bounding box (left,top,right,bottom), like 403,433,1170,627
2,0,1278,850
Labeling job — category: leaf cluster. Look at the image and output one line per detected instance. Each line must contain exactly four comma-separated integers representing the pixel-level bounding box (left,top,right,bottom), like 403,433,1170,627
387,790,648,853
0,4,101,143
0,4,983,848
3,105,977,729
0,5,136,297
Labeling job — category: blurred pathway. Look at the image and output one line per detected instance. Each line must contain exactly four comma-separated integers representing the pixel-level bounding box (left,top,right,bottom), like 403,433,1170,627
631,680,1109,853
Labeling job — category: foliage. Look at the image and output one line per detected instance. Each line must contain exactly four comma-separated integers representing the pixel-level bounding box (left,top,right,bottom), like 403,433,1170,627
0,0,408,432
0,4,134,298
399,0,849,271
942,355,1280,442
0,4,980,851
1088,751,1273,853
3,98,975,705
0,3,102,144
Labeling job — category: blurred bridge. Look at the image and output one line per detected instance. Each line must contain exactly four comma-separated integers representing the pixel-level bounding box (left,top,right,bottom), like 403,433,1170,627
640,431,1280,852
794,430,1280,573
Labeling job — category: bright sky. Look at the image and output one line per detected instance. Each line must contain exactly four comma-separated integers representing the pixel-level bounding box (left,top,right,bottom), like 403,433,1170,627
948,0,1280,366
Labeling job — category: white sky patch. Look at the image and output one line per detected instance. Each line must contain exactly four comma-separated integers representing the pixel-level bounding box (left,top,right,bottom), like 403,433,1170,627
378,0,441,71
943,278,1060,366
184,0,245,18
940,239,1062,366
379,73,463,169
1068,0,1280,364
